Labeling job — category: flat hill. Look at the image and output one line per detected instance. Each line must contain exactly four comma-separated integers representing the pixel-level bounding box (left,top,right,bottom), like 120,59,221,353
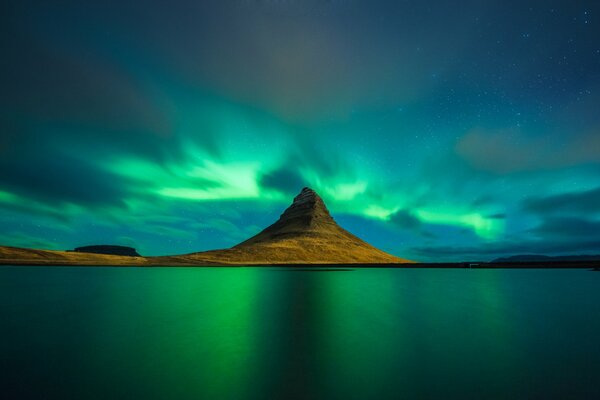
73,245,141,257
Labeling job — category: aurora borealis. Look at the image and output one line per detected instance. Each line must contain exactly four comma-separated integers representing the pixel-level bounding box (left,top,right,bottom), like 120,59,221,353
1,1,599,261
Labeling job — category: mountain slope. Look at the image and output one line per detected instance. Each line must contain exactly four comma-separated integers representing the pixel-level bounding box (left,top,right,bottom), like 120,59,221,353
179,187,411,264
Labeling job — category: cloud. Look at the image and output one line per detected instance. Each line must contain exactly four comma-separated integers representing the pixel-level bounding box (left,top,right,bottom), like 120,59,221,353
524,186,600,215
0,147,131,207
0,39,173,159
530,217,600,239
487,213,506,219
456,128,600,173
260,167,307,197
0,232,61,250
77,0,488,121
388,210,422,230
412,209,504,240
0,190,73,222
257,137,371,207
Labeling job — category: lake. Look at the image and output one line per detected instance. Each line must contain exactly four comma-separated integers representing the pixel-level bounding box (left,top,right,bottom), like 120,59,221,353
1,267,599,399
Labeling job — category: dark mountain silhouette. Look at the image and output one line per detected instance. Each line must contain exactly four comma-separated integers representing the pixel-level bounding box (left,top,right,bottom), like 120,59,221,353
73,245,141,257
493,254,600,263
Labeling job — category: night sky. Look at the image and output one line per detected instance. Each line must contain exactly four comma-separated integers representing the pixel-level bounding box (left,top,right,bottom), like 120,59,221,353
1,1,599,261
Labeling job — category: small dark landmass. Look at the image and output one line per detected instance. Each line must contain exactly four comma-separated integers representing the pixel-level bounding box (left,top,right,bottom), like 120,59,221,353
493,254,600,263
73,245,141,257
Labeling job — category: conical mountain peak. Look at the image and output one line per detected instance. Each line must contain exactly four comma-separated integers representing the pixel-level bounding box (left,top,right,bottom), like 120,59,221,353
186,186,412,264
292,187,320,204
280,187,332,223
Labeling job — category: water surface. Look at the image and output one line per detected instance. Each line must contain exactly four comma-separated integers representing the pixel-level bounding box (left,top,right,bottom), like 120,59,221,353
1,267,599,399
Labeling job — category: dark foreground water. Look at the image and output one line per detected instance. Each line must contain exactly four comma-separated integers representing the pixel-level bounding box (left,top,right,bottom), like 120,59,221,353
1,267,599,399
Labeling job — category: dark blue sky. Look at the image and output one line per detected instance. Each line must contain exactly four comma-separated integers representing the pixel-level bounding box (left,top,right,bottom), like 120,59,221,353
1,1,599,261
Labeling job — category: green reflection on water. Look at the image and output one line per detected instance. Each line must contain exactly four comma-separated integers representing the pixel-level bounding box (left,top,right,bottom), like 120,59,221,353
19,268,266,399
132,268,264,399
314,269,521,398
318,269,409,398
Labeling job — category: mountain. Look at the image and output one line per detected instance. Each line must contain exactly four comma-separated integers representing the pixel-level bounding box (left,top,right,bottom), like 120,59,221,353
492,254,600,263
73,245,141,257
176,187,410,264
